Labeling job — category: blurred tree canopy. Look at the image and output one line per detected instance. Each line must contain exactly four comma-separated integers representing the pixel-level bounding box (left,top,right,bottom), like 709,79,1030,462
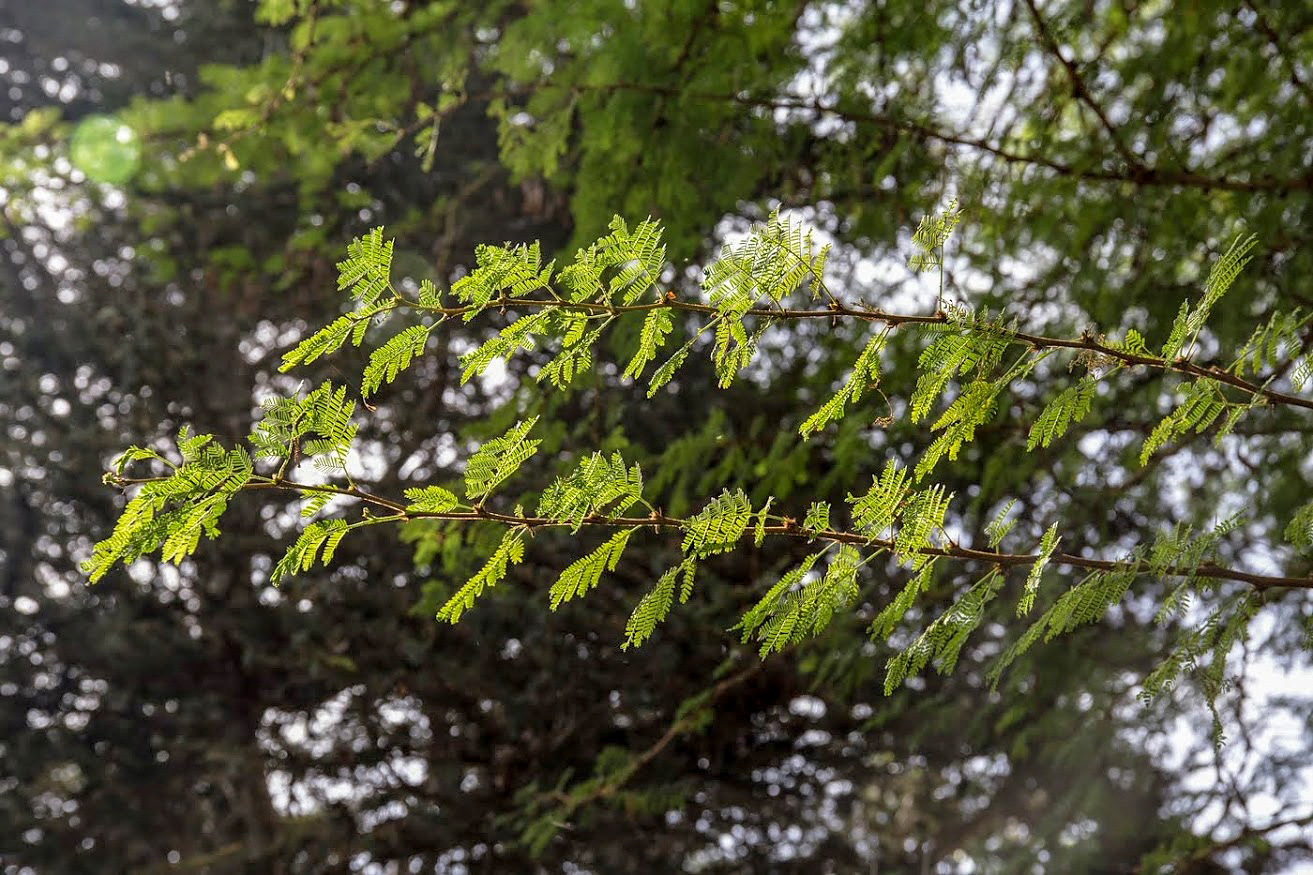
2,0,1312,872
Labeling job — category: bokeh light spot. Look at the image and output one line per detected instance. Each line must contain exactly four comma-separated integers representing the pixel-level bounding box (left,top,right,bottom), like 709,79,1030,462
70,115,141,185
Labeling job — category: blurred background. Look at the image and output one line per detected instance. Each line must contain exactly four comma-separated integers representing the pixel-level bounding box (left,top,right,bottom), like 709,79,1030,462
1,0,1312,871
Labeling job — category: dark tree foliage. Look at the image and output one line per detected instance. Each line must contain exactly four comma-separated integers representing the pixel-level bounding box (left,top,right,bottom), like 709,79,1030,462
2,1,1312,873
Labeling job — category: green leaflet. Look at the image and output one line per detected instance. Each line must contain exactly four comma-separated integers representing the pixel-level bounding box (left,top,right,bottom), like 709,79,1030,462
799,329,887,438
362,324,433,395
1140,592,1257,745
703,209,829,311
909,311,1011,423
646,333,699,397
403,485,461,514
549,529,634,610
438,530,526,622
893,485,952,565
300,491,333,519
885,568,1003,694
734,551,858,657
698,210,831,388
1286,499,1313,549
336,227,394,308
460,311,553,383
848,460,913,538
907,199,961,274
916,379,999,480
1018,523,1061,616
623,307,674,380
985,499,1018,549
83,443,253,582
681,489,753,557
279,301,391,372
538,322,607,389
1116,327,1150,356
557,215,666,305
451,241,554,319
802,501,831,535
1230,308,1308,378
623,558,697,649
1140,382,1226,465
1027,380,1096,450
987,564,1139,690
464,418,541,501
712,318,769,388
249,382,358,475
869,558,938,641
1161,233,1258,360
537,451,644,531
270,518,350,585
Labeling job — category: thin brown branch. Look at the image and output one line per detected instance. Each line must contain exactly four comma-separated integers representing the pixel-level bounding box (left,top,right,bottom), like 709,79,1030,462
109,475,1311,591
1020,0,1142,170
403,294,1313,413
266,75,1313,196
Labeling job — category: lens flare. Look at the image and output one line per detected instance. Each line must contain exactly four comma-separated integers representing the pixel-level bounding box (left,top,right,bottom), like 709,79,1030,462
70,115,141,185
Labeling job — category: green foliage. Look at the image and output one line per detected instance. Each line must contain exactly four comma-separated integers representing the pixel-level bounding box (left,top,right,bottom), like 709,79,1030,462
703,208,830,312
1230,308,1311,381
1140,593,1257,721
279,301,390,372
907,198,961,274
1286,500,1313,549
549,529,634,610
1028,380,1096,450
362,324,433,395
848,460,914,538
802,501,831,535
987,565,1140,689
85,439,252,582
336,227,395,308
917,379,1000,480
460,311,553,383
403,485,460,514
1140,382,1227,465
538,451,644,531
1018,523,1061,616
869,559,938,641
735,548,864,656
681,489,753,558
985,499,1018,548
892,484,953,566
799,330,888,438
885,569,1003,693
624,558,697,649
538,320,607,389
909,308,1013,423
271,519,350,585
622,307,674,380
557,216,666,305
451,241,553,318
35,1,1313,865
646,334,699,397
464,418,541,501
1161,234,1258,360
88,204,1304,759
249,382,358,475
438,530,526,623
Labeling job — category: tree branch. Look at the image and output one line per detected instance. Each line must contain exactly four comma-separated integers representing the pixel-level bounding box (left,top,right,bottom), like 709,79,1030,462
109,474,1313,591
401,294,1313,413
